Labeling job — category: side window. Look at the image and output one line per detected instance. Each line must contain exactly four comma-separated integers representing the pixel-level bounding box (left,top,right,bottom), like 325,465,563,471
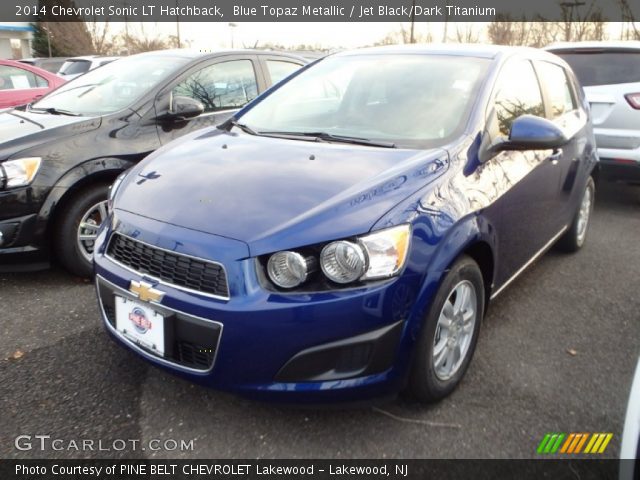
491,60,545,138
173,60,258,113
0,66,47,90
266,60,302,84
536,61,577,119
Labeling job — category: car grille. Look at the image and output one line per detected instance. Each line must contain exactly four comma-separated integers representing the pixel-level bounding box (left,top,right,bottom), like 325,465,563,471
176,341,215,369
106,233,229,299
98,279,221,372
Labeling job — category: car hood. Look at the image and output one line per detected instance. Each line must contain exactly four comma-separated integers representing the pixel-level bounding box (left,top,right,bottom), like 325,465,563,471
0,110,101,159
116,130,448,255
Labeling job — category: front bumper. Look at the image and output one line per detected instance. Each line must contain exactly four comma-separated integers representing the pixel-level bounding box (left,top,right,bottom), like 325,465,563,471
94,211,422,402
0,185,49,269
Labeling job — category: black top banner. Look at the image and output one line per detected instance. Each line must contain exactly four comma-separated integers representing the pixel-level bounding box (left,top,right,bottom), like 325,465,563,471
5,0,640,22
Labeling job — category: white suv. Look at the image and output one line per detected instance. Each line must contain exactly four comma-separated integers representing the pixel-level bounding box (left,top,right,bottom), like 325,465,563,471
547,41,640,184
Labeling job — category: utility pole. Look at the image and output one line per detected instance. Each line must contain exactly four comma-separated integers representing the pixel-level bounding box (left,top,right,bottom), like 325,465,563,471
409,0,415,43
559,1,586,41
124,2,130,54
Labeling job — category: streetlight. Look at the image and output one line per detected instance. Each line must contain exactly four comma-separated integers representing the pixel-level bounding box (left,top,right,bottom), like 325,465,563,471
175,0,181,48
42,25,52,57
228,23,237,48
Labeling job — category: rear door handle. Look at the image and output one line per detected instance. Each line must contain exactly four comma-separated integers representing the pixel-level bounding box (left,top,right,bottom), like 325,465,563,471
548,149,562,165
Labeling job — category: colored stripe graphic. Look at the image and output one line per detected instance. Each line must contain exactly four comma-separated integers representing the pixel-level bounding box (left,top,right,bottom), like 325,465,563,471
537,434,551,454
560,433,575,453
538,433,613,454
574,433,589,453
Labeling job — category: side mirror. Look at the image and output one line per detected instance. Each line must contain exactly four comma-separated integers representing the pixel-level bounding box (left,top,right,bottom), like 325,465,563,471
505,114,568,150
167,96,204,121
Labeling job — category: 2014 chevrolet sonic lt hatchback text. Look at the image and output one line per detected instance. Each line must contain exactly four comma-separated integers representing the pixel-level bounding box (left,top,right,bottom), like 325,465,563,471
95,45,597,403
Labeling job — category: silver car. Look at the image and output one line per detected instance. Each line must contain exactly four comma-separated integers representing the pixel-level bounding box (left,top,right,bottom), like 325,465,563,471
547,41,640,184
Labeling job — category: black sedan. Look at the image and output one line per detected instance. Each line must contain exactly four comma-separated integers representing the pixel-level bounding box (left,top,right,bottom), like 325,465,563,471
0,49,306,276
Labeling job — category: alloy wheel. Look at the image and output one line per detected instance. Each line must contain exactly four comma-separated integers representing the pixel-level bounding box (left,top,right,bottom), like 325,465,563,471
76,200,109,263
433,280,478,381
576,182,594,246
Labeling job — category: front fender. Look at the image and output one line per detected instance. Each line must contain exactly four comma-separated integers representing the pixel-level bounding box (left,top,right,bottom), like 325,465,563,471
36,157,137,239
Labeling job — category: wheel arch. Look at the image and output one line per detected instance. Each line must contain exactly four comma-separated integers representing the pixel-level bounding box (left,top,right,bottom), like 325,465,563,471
409,214,498,335
39,157,136,246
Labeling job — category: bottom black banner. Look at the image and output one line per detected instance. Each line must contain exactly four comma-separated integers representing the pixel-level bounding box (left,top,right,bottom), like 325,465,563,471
0,459,637,480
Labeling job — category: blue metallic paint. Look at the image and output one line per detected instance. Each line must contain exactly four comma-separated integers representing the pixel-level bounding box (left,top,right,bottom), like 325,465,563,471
94,46,598,402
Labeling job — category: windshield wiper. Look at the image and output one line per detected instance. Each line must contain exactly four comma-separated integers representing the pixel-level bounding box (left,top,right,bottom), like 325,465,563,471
259,131,396,148
29,106,81,116
219,118,258,136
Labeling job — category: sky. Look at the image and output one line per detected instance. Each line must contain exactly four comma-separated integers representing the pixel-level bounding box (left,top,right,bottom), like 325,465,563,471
107,21,477,50
106,21,635,52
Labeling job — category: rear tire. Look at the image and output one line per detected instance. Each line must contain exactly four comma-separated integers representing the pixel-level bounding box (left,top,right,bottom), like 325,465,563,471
53,184,110,278
407,255,484,403
557,176,595,253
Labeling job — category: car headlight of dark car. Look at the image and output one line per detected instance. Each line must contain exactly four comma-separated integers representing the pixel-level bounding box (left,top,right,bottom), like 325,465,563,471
0,157,41,189
263,224,411,290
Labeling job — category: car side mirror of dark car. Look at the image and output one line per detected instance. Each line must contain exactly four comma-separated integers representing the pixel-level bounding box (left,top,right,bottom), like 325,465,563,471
166,96,204,121
503,114,568,151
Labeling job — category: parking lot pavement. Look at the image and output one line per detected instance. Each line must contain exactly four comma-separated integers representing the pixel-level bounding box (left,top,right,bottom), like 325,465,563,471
0,182,638,460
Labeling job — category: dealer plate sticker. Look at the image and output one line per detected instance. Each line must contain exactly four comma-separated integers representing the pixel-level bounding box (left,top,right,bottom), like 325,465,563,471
115,296,165,356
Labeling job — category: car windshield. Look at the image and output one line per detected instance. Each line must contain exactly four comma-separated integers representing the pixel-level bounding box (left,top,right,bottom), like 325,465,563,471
554,51,640,86
238,54,490,149
32,55,190,116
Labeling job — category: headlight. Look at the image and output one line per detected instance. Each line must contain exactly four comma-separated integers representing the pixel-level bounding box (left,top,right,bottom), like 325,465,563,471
359,224,411,280
264,224,411,290
320,241,367,284
0,157,41,188
267,251,316,289
108,171,128,211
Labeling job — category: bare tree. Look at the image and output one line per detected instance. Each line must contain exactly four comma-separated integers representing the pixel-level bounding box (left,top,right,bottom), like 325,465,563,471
618,0,640,39
374,24,433,45
559,0,607,41
452,23,481,43
88,18,113,55
44,22,96,56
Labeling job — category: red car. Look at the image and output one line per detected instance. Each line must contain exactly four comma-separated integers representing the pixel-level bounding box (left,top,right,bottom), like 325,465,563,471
0,59,66,109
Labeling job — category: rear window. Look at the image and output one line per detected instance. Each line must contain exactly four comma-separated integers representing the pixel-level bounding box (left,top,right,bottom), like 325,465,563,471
553,51,640,86
58,60,91,76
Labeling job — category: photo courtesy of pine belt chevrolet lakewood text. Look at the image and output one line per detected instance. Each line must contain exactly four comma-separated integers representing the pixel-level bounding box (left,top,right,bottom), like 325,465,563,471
95,45,597,403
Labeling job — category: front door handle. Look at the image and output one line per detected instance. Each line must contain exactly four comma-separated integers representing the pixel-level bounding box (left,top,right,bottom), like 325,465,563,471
548,149,562,165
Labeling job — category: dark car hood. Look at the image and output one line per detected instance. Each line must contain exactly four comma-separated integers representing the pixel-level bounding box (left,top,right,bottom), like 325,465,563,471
116,130,448,255
0,110,101,158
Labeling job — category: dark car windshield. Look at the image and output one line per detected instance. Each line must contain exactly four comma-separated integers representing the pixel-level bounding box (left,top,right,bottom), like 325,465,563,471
238,54,490,149
553,51,640,86
33,55,190,116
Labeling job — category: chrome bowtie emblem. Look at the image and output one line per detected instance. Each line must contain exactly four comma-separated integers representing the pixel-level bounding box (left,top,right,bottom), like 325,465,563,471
129,280,165,303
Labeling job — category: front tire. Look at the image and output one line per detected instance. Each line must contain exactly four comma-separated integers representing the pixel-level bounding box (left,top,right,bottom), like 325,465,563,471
53,184,110,278
557,176,595,253
407,255,485,403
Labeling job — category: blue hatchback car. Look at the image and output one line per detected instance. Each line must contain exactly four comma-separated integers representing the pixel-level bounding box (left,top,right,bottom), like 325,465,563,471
94,45,597,403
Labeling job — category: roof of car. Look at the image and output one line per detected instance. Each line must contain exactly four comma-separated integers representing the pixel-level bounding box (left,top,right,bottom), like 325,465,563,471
332,43,549,59
127,49,307,62
546,40,640,51
64,55,120,62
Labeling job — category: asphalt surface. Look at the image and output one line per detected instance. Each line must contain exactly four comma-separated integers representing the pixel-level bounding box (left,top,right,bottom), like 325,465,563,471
1,181,638,460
